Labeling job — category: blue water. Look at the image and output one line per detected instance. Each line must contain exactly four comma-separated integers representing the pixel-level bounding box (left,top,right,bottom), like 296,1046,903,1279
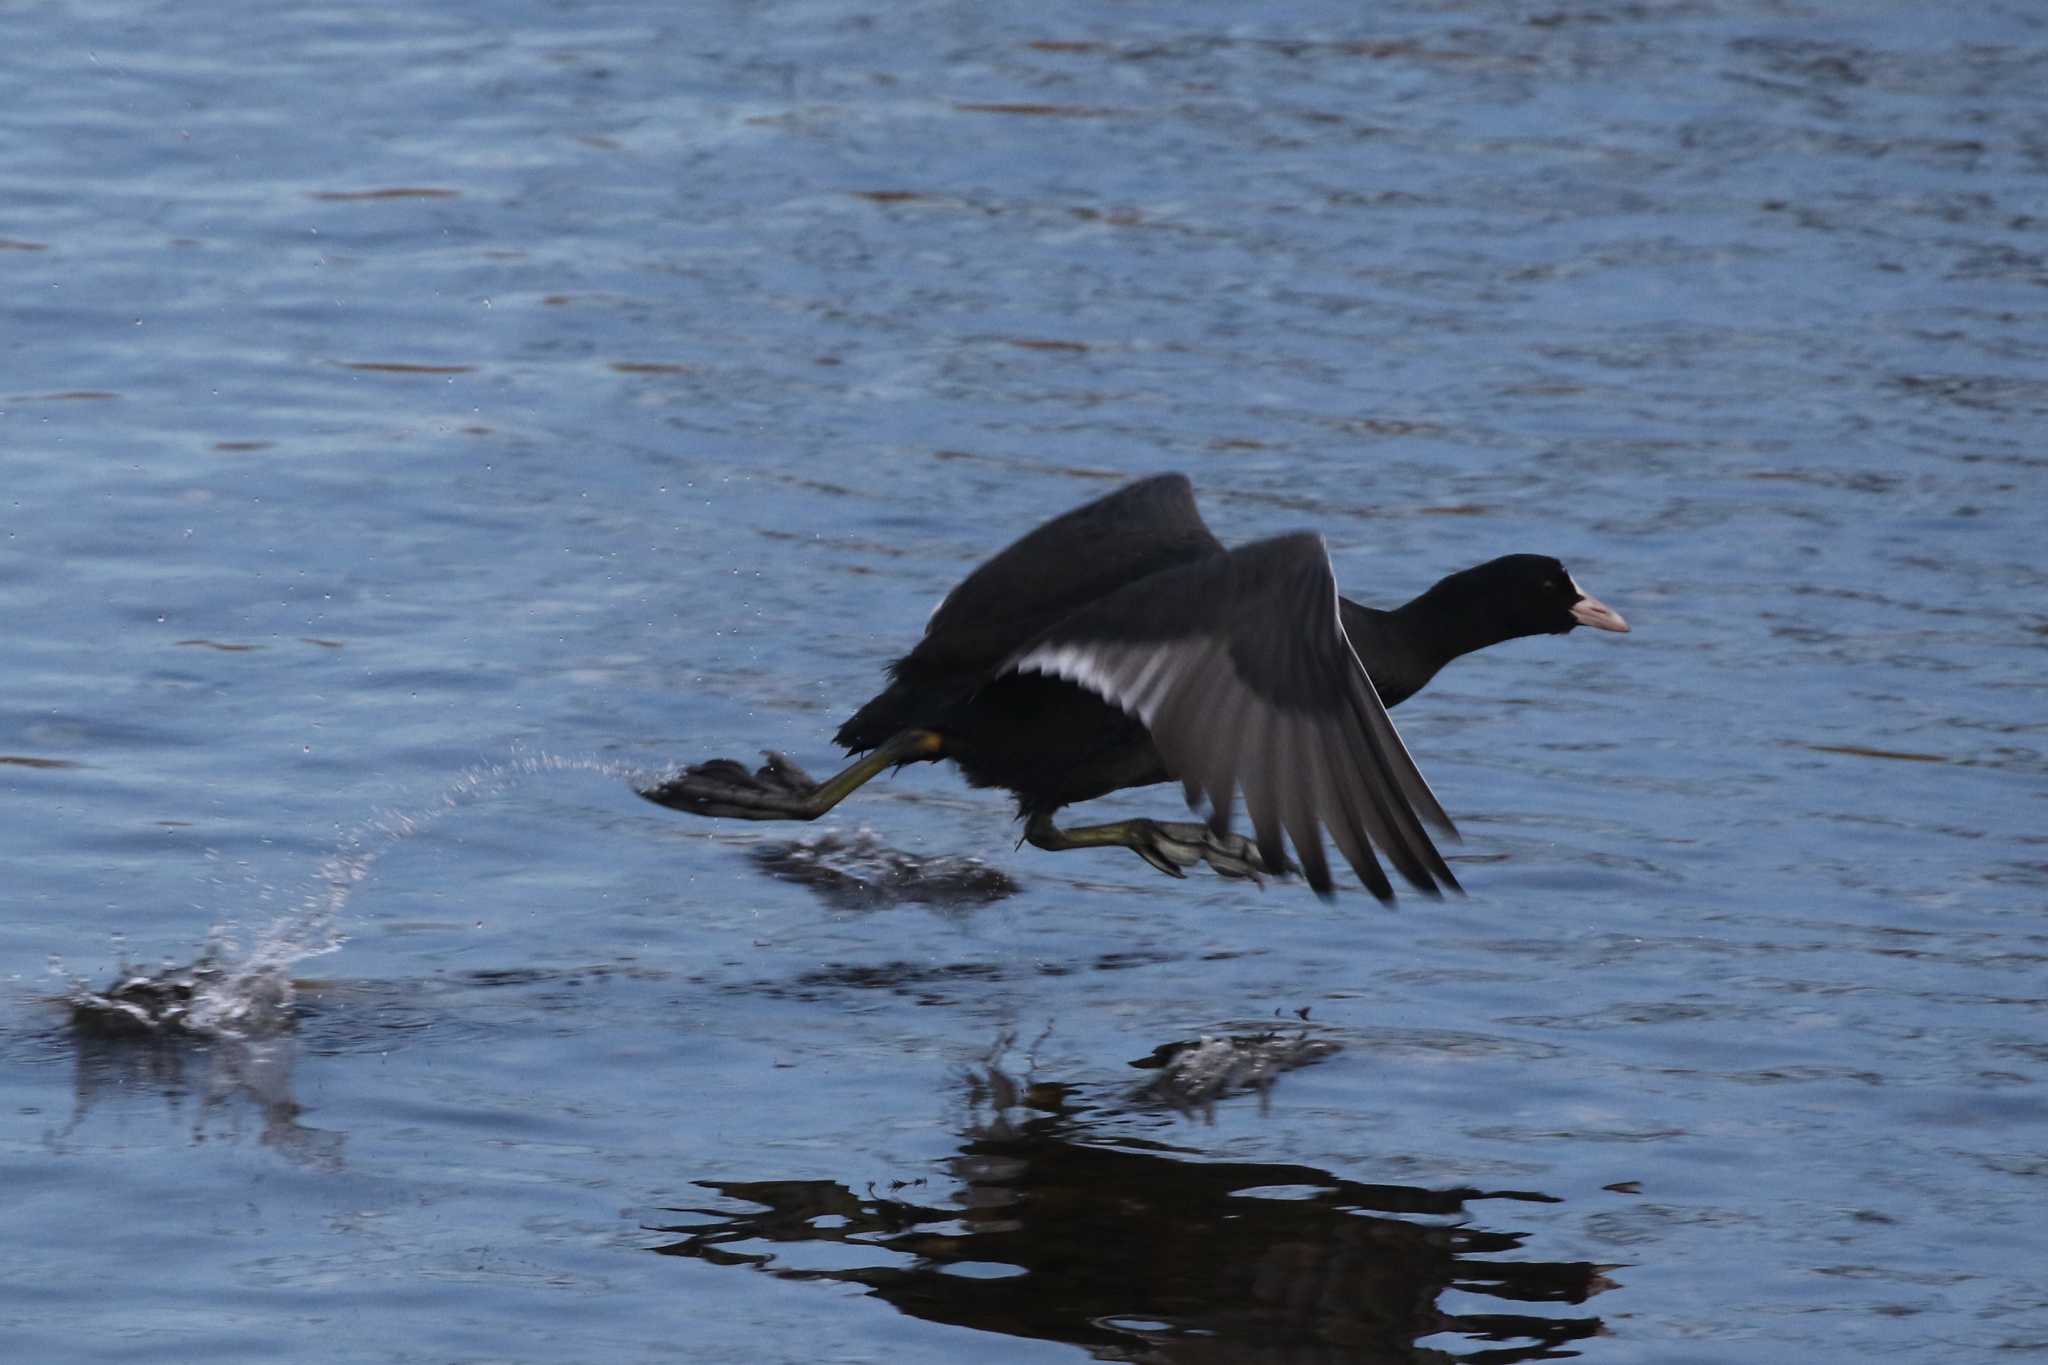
5,1,2046,1360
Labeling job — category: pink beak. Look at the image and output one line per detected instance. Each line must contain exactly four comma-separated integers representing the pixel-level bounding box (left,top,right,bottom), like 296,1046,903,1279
1570,591,1630,633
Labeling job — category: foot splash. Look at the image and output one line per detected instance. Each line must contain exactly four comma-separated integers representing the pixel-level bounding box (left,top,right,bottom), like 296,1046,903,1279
57,750,643,1041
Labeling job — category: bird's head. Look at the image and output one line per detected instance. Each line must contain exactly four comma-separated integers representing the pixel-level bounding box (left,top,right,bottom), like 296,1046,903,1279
1462,554,1630,638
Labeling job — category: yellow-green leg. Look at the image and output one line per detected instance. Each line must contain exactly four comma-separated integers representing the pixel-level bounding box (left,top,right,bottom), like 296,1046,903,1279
1024,811,1288,883
640,730,943,820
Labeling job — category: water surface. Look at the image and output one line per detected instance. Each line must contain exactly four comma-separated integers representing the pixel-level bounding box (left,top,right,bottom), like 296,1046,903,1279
4,1,2045,1360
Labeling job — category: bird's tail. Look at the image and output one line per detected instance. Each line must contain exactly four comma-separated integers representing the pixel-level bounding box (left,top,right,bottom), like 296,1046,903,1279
833,671,922,754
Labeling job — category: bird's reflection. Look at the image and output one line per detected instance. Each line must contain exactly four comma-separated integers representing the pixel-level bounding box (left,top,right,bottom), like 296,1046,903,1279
651,1071,1612,1362
53,1031,343,1171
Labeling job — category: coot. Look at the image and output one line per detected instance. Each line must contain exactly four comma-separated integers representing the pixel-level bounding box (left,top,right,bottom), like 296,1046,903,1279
642,474,1627,900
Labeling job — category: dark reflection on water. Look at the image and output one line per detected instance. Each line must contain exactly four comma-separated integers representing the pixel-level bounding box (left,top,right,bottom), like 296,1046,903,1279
652,1076,1610,1362
51,1031,342,1173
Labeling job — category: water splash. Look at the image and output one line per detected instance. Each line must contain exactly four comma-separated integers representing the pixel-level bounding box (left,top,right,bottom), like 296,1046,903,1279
60,749,644,1041
749,827,1019,909
1128,1029,1343,1113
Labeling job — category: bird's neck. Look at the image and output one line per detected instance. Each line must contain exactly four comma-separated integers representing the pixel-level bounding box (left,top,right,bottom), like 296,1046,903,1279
1339,580,1528,708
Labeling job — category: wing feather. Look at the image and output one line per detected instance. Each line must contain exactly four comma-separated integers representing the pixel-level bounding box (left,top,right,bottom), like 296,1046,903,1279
1279,712,1333,895
1006,531,1458,901
1320,728,1391,901
1194,670,1249,834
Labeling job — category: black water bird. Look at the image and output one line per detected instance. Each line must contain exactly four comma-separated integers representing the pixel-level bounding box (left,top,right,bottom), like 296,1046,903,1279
642,474,1628,899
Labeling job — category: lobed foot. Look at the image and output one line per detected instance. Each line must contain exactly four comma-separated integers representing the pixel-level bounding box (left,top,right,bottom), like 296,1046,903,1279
639,751,823,820
1128,820,1294,884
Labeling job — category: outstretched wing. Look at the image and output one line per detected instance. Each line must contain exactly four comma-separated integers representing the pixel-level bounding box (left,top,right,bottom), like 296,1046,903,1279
911,473,1226,674
1006,531,1458,901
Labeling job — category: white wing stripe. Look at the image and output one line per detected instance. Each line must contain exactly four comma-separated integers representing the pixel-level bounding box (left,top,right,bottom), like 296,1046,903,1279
1013,642,1172,726
1121,648,1175,719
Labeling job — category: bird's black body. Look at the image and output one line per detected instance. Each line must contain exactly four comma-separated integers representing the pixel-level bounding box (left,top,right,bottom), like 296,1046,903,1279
835,476,1220,813
647,473,1627,899
837,473,1609,814
860,669,1165,817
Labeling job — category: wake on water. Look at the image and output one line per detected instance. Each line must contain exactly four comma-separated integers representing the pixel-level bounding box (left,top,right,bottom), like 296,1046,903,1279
58,743,1027,1041
57,751,649,1042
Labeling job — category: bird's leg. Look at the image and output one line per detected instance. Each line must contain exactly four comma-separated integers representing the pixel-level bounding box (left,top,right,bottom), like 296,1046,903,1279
639,729,943,821
1023,812,1291,884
